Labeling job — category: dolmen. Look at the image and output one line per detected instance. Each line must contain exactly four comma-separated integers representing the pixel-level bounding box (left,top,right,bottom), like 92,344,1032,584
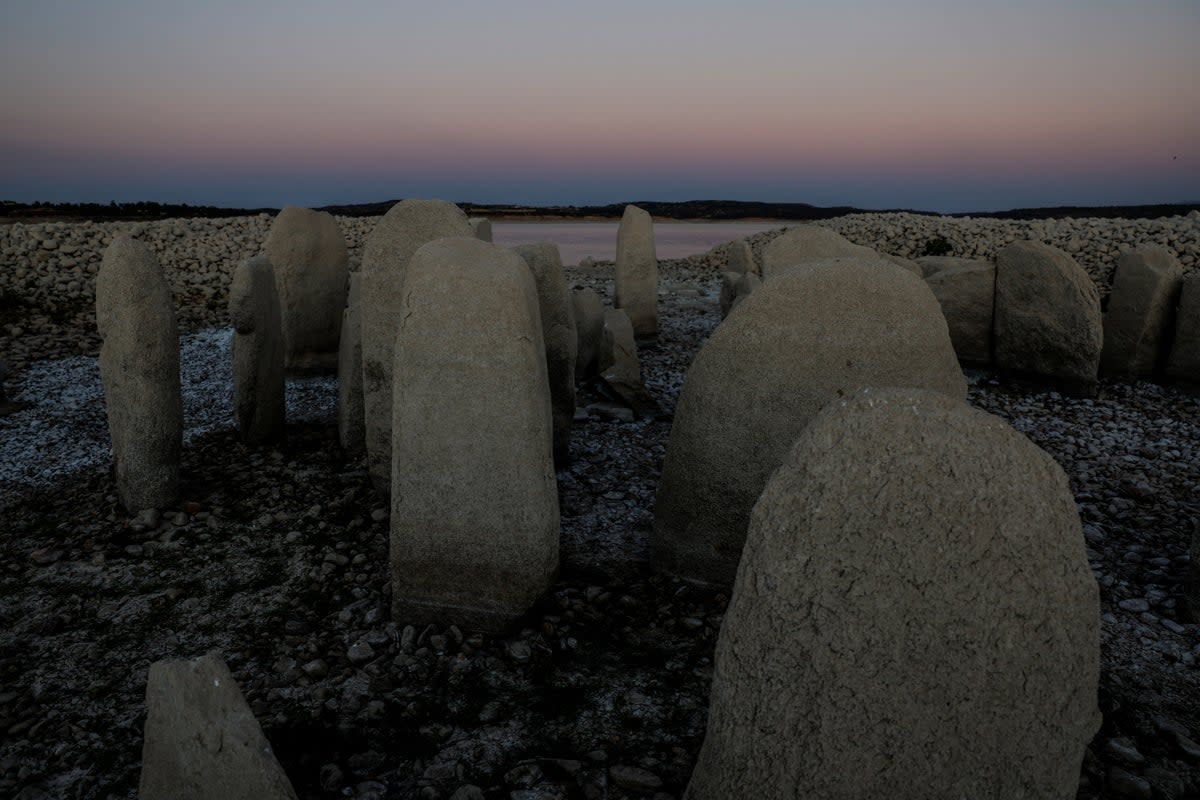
96,234,182,511
390,238,559,631
614,204,658,337
653,258,966,586
685,388,1100,800
263,206,349,374
229,255,285,444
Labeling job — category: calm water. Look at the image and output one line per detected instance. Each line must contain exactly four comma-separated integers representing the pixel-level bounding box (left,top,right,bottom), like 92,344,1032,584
492,221,785,265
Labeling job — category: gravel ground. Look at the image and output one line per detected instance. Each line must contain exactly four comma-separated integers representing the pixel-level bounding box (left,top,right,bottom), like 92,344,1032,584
1,261,1198,799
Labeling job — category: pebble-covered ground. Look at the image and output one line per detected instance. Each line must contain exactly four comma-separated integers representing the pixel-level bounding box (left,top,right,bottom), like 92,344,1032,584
1,226,1199,799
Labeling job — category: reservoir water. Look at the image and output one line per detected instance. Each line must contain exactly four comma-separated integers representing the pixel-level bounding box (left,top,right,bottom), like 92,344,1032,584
492,221,786,265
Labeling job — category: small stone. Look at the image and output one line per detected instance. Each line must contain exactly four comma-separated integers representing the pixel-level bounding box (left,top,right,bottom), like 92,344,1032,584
609,765,663,793
346,640,375,665
301,659,329,678
1108,767,1151,800
1103,737,1145,766
507,641,532,663
1118,598,1150,613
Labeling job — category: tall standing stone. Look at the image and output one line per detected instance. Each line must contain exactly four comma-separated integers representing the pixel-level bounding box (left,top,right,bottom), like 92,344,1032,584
653,259,966,586
513,243,578,467
571,288,605,381
361,200,473,491
263,206,349,373
994,241,1103,395
686,388,1100,800
1100,245,1183,379
1166,272,1200,390
140,653,298,800
96,234,182,511
229,256,285,444
391,238,559,631
337,273,365,451
614,204,658,337
469,217,493,242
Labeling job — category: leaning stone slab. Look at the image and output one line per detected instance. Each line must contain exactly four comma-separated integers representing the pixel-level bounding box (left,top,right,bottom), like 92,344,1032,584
263,206,349,373
229,256,285,444
469,217,493,242
513,243,578,467
1166,272,1200,390
614,204,658,336
686,388,1100,800
572,288,606,381
653,258,965,586
925,258,995,365
391,238,559,631
760,225,878,280
139,653,298,800
337,273,364,451
361,200,473,492
97,234,182,511
1100,245,1183,379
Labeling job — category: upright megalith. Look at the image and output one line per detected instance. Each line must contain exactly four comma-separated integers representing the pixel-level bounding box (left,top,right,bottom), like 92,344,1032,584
1166,272,1200,390
229,256,285,444
653,259,966,586
572,288,605,381
263,206,349,373
600,308,639,384
994,241,1103,394
140,653,298,800
925,258,995,364
513,243,578,467
614,204,658,336
685,388,1100,800
337,273,365,451
391,238,559,631
361,199,473,491
96,234,182,511
469,217,493,242
760,225,878,280
1100,245,1183,379
726,238,756,275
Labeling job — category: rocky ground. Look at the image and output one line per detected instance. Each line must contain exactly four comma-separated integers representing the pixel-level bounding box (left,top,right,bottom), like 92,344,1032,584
1,227,1199,799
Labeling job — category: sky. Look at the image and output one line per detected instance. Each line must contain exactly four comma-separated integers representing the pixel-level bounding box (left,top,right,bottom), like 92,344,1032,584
2,0,1198,212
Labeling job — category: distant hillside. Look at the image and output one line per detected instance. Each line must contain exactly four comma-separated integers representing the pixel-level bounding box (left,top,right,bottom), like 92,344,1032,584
2,198,1197,224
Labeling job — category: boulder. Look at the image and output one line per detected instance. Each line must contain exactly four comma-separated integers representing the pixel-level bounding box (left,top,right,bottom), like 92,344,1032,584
262,206,349,373
614,204,658,336
139,653,297,800
337,273,364,451
391,238,559,631
1166,272,1200,390
361,200,473,492
470,217,493,242
653,258,966,586
229,256,285,444
925,258,995,364
760,225,878,280
686,388,1100,800
1100,245,1183,379
96,234,182,511
727,238,756,275
513,243,578,467
994,241,1102,394
917,255,977,279
571,287,605,381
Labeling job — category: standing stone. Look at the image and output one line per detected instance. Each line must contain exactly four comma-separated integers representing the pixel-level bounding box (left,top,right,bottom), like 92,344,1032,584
599,309,637,378
263,206,349,373
614,204,658,336
729,272,761,315
727,238,756,275
337,273,364,451
572,288,605,381
229,256,285,444
1166,272,1200,389
1100,245,1183,379
653,259,966,586
469,217,493,242
391,238,558,631
361,199,473,491
925,258,995,365
513,243,578,467
994,241,1103,395
140,653,298,800
686,388,1100,800
719,271,761,319
97,234,182,511
760,225,878,280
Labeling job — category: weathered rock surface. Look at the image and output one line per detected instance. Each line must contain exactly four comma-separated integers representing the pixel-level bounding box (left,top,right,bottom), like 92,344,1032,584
1101,246,1183,379
654,258,966,586
514,243,577,467
390,238,558,631
760,225,878,280
470,217,493,242
262,206,348,374
337,273,364,451
229,256,285,444
614,205,658,336
995,241,1103,394
925,258,995,364
361,199,472,492
571,287,605,382
96,234,182,510
139,653,298,800
1166,272,1200,389
686,388,1101,800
